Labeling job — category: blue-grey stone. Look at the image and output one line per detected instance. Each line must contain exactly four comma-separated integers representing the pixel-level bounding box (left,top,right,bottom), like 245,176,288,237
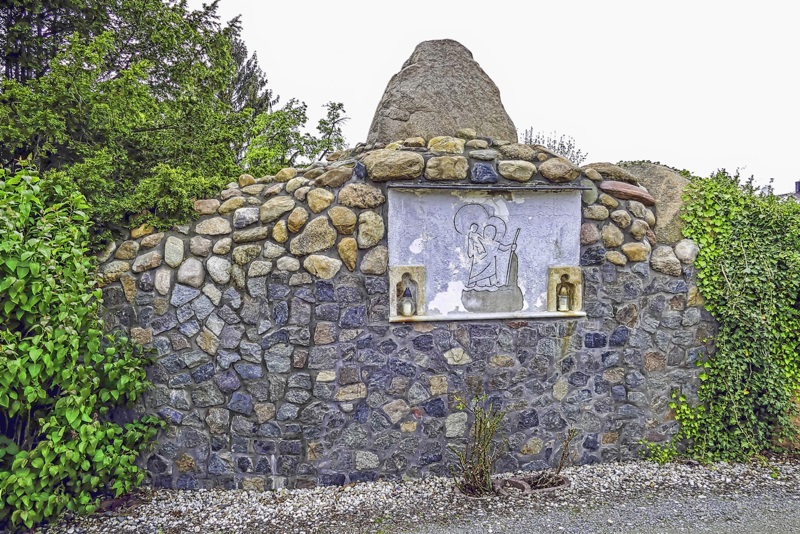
294,287,315,303
265,344,293,373
152,311,178,335
365,276,389,295
274,301,289,327
138,306,154,328
290,298,312,325
236,456,253,473
609,326,629,346
269,283,291,299
517,409,539,429
601,351,620,368
353,161,367,180
135,293,154,306
422,397,446,417
581,247,606,266
171,284,201,307
220,325,244,350
247,276,267,298
666,279,689,294
168,373,191,388
316,303,339,322
471,162,498,184
407,382,430,405
215,369,242,393
234,362,263,380
158,407,183,425
217,350,241,370
611,384,627,401
191,362,215,383
412,334,434,352
138,272,155,292
254,440,275,454
176,474,197,489
176,304,195,323
159,354,185,374
340,306,366,328
207,454,233,475
222,287,242,309
228,392,254,415
616,404,643,418
309,346,338,369
626,371,645,388
233,207,260,229
389,359,416,378
277,403,300,421
191,295,215,321
568,371,589,387
316,281,335,302
217,305,240,325
177,319,200,337
540,410,567,431
288,373,312,389
584,332,607,349
239,341,262,363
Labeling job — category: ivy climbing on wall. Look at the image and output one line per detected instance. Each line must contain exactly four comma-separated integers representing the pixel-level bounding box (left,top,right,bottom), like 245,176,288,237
664,170,800,462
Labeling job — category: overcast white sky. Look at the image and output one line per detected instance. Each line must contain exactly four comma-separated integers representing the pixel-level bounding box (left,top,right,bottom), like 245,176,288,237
189,0,799,193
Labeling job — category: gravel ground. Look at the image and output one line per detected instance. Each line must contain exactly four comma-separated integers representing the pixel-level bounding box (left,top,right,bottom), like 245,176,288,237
36,458,800,534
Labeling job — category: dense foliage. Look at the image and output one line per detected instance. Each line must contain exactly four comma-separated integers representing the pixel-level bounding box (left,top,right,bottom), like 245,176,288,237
521,129,588,166
658,170,800,461
0,167,162,530
0,0,346,235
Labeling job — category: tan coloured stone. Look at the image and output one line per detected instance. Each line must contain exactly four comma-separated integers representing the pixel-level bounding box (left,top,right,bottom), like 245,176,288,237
213,238,232,254
232,227,270,244
674,239,699,264
539,157,580,182
580,223,600,245
602,432,619,445
272,221,288,243
645,352,667,372
294,186,311,201
582,162,639,184
521,438,543,456
603,367,625,384
362,149,424,181
218,197,246,215
315,167,352,188
429,375,448,396
498,160,536,182
155,268,172,295
599,193,619,209
404,136,426,147
286,177,306,194
630,219,650,241
131,223,154,239
115,240,139,260
96,241,116,263
248,260,272,277
314,322,337,345
329,206,357,234
290,217,337,255
602,224,625,248
276,256,300,272
189,236,212,257
130,326,152,346
497,143,535,161
307,188,335,213
553,377,569,401
338,183,386,209
584,168,603,182
427,136,466,154
260,196,295,223
265,183,284,196
490,355,515,367
357,211,385,249
232,244,261,265
197,328,219,355
466,139,489,149
132,251,162,273
335,383,367,401
610,210,632,228
456,128,477,140
287,207,309,233
120,273,137,302
275,167,297,182
650,246,682,276
177,257,205,287
687,286,705,307
425,156,469,181
645,209,656,227
303,167,326,180
401,421,418,433
581,179,599,205
337,237,358,271
242,184,266,195
303,255,342,279
383,399,410,423
194,199,220,215
196,217,231,236
628,201,647,218
444,347,471,365
360,246,388,275
598,180,656,206
238,174,256,187
316,370,337,382
583,205,609,220
622,241,651,262
141,232,164,248
606,251,628,266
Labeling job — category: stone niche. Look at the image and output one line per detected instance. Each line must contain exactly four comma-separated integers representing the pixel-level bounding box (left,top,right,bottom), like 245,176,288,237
388,186,585,321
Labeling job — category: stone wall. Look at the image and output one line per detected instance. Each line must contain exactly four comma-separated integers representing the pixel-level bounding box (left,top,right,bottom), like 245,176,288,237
97,129,714,490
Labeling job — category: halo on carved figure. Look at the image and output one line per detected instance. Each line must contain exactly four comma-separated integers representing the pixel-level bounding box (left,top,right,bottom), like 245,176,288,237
454,203,506,240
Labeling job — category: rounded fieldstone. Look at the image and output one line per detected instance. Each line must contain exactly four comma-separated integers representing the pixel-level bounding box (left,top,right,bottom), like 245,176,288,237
219,197,246,215
539,157,580,182
363,149,424,181
307,189,335,213
286,176,307,194
622,241,651,262
674,238,700,264
115,240,140,260
315,167,352,188
610,210,632,228
606,251,628,266
602,224,624,248
329,206,357,234
425,156,469,181
233,207,260,229
272,221,288,243
164,236,184,268
583,205,609,221
177,258,205,288
275,167,297,182
599,180,656,206
196,217,232,236
599,193,619,209
238,174,256,187
427,136,466,154
276,256,300,272
628,201,647,218
360,246,388,275
155,268,172,295
260,196,295,223
630,219,650,241
357,211,385,249
498,143,536,161
189,236,212,257
337,237,358,271
498,160,536,182
132,251,163,273
213,238,232,254
290,217,337,255
194,199,220,215
207,256,232,284
581,179,599,205
263,242,285,259
287,207,309,233
303,255,342,280
338,183,386,209
232,244,261,265
248,260,272,277
650,246,682,276
580,223,600,245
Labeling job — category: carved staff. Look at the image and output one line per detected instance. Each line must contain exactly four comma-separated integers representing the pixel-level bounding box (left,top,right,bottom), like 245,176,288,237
505,228,521,284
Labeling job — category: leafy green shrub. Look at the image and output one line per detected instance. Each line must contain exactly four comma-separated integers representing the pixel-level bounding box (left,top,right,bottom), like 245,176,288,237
663,170,800,462
0,166,162,530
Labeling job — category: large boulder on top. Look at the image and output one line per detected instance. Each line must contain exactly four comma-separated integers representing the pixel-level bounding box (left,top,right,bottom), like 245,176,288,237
366,39,517,144
620,162,690,245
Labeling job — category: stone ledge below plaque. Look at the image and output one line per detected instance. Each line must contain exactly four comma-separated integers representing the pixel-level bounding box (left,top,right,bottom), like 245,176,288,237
389,310,587,323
